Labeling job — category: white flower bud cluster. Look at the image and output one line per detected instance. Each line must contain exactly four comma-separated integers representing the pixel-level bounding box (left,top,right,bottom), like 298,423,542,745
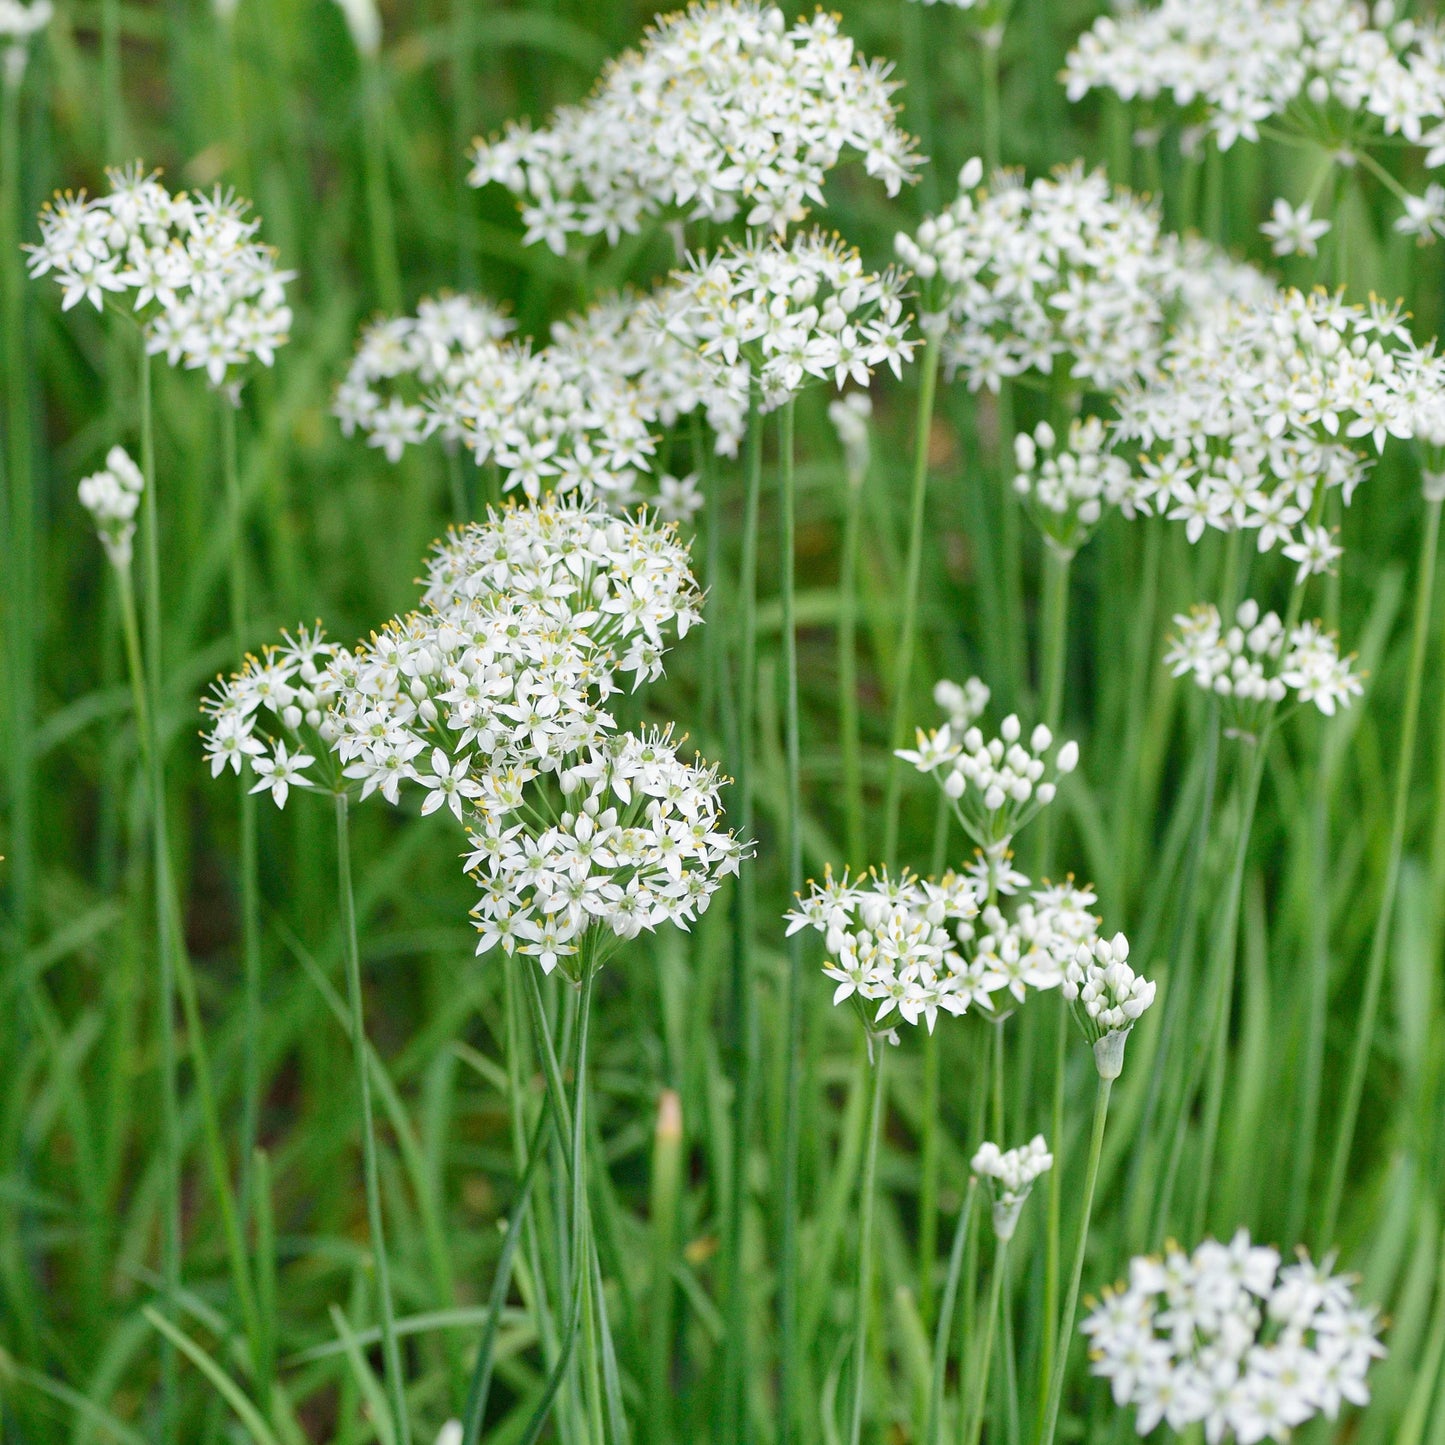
1115,288,1443,557
317,498,742,978
26,163,293,387
895,161,1187,396
1,0,51,85
1013,415,1144,558
334,294,515,461
898,702,1079,849
657,229,915,411
77,445,144,570
201,626,339,809
1062,932,1154,1075
968,879,1101,1011
972,1135,1052,1240
932,676,991,732
1083,1229,1385,1443
1165,599,1363,738
1065,0,1445,240
468,2,919,253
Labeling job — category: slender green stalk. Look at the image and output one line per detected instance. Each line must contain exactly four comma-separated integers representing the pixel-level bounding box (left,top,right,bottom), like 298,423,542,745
360,57,402,313
1037,1076,1112,1445
839,457,867,872
100,0,125,158
649,1090,683,1445
721,378,763,1445
778,395,806,1445
847,1044,888,1445
927,1179,978,1445
222,398,263,1204
1319,495,1442,1248
919,793,951,1326
963,1237,1009,1445
980,31,1002,175
1038,1001,1066,1404
335,792,411,1445
883,332,941,867
137,345,181,1445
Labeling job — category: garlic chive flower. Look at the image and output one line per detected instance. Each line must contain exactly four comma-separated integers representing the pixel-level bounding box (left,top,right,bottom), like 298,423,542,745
468,1,919,253
27,164,293,388
895,161,1188,396
658,229,915,411
1260,198,1332,258
972,1136,1052,1241
334,294,514,462
1165,599,1363,739
828,393,873,480
897,701,1079,850
77,445,144,569
1065,0,1445,239
1013,416,1144,558
785,868,987,1033
1115,288,1431,557
201,626,341,808
1083,1230,1385,1443
1061,932,1154,1079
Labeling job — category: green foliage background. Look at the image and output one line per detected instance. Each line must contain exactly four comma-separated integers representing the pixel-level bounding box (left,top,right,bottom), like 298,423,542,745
3,0,1445,1441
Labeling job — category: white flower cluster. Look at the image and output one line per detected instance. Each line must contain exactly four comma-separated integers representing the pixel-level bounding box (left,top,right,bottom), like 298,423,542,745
1115,288,1431,556
1062,932,1155,1077
1,0,51,84
785,868,986,1033
974,879,1102,1008
334,294,515,461
468,1,919,252
897,702,1079,849
323,499,740,976
1260,198,1333,258
828,393,873,479
1013,416,1142,557
972,1135,1052,1240
1165,599,1363,736
201,626,340,808
1065,0,1445,237
77,445,144,569
658,229,914,410
895,161,1187,395
1083,1230,1385,1443
26,164,293,387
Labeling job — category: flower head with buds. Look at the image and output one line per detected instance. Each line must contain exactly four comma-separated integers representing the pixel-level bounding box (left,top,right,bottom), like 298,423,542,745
1062,932,1154,1078
468,1,919,252
1014,416,1146,557
1,0,51,85
77,445,144,569
1165,599,1363,739
1083,1229,1385,1442
201,626,340,808
27,164,293,388
972,1135,1052,1240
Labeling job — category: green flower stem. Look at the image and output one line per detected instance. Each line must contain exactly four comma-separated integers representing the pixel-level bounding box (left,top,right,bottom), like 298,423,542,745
919,792,951,1326
883,331,941,868
839,454,868,872
361,56,402,314
778,394,805,1445
222,398,263,1210
1320,494,1443,1248
335,791,411,1445
721,377,763,1445
1036,1075,1113,1445
926,1178,978,1445
137,346,181,1445
964,1236,1009,1445
847,1043,888,1445
980,30,1002,175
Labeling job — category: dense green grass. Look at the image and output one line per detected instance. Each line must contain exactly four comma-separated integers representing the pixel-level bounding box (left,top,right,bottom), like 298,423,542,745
3,1,1445,1443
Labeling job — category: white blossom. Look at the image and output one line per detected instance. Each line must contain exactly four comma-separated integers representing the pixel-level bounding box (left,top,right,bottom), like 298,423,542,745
1013,415,1147,557
1061,932,1154,1077
972,1135,1052,1239
77,445,144,569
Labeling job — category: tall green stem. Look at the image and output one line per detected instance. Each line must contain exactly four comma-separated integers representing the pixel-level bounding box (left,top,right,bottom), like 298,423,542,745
839,458,867,872
964,1238,1009,1445
137,346,181,1445
778,396,805,1445
927,1179,978,1445
847,1045,888,1445
1036,1075,1112,1445
222,399,263,1204
1320,495,1442,1247
883,333,941,867
980,32,1002,175
360,57,402,313
335,792,411,1445
721,378,763,1445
